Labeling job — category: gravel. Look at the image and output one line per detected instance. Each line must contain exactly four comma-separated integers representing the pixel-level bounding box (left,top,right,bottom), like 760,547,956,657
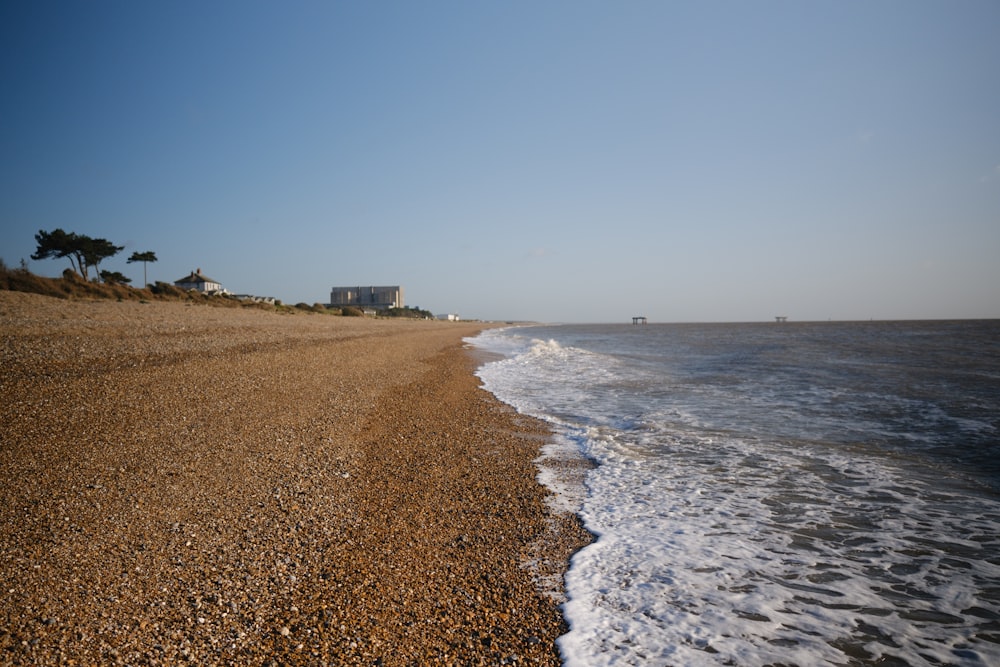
0,292,592,666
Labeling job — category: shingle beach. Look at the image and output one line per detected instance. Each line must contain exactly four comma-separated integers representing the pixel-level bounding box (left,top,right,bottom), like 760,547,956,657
0,292,591,666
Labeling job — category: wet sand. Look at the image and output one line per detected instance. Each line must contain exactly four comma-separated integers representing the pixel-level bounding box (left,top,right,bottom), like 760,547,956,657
0,292,591,666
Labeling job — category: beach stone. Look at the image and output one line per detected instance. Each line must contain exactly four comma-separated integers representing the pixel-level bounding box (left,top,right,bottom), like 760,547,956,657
0,292,593,665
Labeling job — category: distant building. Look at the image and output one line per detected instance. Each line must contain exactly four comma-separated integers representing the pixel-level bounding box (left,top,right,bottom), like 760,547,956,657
329,285,403,310
437,313,460,321
175,268,225,293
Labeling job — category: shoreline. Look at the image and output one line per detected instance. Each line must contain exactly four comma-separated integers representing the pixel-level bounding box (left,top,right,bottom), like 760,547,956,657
0,292,592,666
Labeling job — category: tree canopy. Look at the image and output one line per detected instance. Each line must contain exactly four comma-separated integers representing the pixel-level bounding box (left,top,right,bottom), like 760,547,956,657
31,229,80,275
127,251,157,264
99,270,131,285
127,250,158,286
32,229,124,281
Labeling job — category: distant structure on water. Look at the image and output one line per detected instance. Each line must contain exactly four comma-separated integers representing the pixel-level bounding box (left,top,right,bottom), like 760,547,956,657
632,316,647,325
329,285,404,310
775,316,788,323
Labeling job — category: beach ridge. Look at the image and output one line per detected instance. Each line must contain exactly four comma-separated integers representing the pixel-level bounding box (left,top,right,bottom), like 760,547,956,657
0,292,591,666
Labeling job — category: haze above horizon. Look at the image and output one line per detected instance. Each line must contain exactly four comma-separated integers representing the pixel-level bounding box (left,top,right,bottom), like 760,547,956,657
2,1,998,323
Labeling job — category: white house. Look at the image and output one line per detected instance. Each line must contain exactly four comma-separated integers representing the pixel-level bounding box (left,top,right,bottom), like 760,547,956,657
174,268,225,293
436,313,460,321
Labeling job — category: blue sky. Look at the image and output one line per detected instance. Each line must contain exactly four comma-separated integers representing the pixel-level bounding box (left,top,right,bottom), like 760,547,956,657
2,1,998,322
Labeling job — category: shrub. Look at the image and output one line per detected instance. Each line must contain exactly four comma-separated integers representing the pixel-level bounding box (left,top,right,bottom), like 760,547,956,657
0,263,65,298
150,281,185,298
242,300,277,311
341,306,364,317
1,265,289,312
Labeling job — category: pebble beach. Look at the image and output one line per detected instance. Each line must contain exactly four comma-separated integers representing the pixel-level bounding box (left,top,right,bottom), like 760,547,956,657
0,292,592,666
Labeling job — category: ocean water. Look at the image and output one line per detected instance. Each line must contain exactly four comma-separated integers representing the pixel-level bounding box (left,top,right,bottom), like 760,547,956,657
468,321,1000,667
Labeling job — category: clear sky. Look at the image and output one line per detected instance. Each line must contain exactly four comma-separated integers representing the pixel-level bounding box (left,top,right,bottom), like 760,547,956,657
2,1,998,323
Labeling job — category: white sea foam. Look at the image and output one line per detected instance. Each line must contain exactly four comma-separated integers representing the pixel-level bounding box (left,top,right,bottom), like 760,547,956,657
469,324,1000,667
559,429,1000,666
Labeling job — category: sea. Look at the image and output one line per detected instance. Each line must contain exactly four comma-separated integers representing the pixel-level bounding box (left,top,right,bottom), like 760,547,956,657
467,320,1000,667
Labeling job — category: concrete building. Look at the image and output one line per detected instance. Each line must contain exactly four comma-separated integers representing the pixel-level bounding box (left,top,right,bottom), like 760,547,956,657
329,285,403,310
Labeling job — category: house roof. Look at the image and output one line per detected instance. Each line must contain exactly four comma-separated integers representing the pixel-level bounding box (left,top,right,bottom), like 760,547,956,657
174,268,219,284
